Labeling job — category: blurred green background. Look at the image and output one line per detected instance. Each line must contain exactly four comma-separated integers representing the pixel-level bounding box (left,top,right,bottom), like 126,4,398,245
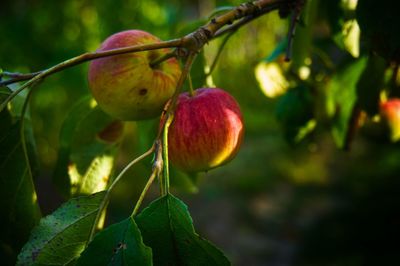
1,0,400,265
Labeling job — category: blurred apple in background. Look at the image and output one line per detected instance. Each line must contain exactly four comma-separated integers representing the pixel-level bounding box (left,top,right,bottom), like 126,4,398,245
380,98,400,142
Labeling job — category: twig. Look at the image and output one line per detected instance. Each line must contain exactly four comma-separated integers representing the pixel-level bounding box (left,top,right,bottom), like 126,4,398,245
206,30,235,77
0,71,41,86
213,2,283,38
285,0,305,61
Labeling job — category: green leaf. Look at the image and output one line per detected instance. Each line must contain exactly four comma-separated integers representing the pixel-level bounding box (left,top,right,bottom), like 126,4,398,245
136,194,230,266
76,217,152,266
0,87,41,265
326,57,368,148
17,191,106,266
356,54,387,115
54,95,124,197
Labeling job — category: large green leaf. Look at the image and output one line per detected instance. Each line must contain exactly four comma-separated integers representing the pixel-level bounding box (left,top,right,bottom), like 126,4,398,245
54,95,124,197
326,57,367,148
0,86,41,265
17,191,106,266
76,217,152,266
136,194,230,266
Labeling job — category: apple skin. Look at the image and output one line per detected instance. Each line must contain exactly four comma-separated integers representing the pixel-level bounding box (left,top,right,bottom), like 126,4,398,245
380,98,400,141
88,30,181,120
168,88,244,172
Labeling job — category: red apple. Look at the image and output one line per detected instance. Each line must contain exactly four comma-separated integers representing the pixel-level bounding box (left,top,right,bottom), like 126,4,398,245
380,98,400,141
168,88,244,172
88,30,181,120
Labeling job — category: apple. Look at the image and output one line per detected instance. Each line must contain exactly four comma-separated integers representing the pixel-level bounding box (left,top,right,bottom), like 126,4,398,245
168,88,244,172
380,98,400,141
88,30,181,120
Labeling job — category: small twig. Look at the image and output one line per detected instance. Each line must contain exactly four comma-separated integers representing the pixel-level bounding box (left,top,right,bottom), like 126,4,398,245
213,2,283,38
285,0,305,62
206,30,235,77
0,71,41,86
87,145,155,243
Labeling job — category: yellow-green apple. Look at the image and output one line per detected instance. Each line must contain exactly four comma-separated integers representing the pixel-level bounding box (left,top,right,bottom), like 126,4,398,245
380,98,400,141
88,30,181,120
168,88,244,172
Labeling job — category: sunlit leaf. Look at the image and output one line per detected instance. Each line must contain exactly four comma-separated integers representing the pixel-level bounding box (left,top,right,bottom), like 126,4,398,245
0,86,41,265
327,57,367,148
255,61,289,98
136,194,230,266
334,19,360,58
54,95,124,197
17,191,106,266
76,217,152,266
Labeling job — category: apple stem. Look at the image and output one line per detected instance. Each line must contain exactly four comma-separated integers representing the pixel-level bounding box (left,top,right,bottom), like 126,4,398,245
188,73,195,96
150,51,176,69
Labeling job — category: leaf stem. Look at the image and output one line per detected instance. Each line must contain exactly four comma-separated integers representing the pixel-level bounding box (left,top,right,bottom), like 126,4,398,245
131,169,158,217
87,145,155,243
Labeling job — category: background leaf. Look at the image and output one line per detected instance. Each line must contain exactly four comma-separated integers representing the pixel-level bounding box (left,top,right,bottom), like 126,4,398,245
275,84,315,144
326,57,367,148
76,217,152,266
54,95,124,197
17,191,105,266
356,54,387,116
0,86,41,266
136,194,230,266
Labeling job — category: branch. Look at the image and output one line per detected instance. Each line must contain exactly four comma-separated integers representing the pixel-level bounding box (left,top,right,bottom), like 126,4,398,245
0,40,182,112
0,0,290,113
